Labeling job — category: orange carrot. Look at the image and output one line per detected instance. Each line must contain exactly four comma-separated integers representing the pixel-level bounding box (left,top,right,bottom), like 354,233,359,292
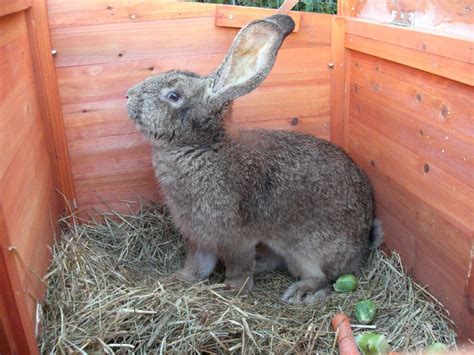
331,313,360,355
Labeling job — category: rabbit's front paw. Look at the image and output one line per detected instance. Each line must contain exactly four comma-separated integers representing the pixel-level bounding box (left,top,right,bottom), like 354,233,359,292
225,275,254,291
175,268,205,283
281,278,331,305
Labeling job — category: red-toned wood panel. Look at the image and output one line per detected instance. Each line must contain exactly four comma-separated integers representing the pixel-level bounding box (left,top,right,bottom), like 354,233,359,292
46,0,217,29
48,4,332,215
346,50,474,339
330,16,346,146
0,203,38,355
215,4,301,31
0,0,31,17
50,13,331,68
349,52,473,188
352,0,474,38
352,154,472,339
0,7,62,353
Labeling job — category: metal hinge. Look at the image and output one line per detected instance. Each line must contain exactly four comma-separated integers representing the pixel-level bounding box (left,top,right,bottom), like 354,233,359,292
391,10,415,27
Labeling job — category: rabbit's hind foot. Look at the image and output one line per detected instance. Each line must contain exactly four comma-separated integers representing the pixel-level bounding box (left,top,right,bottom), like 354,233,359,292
281,277,331,305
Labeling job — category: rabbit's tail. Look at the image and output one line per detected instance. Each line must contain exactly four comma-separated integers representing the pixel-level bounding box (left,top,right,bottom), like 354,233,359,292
369,219,384,250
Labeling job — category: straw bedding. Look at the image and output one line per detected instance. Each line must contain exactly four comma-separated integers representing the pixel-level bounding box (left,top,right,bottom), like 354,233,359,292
39,202,456,354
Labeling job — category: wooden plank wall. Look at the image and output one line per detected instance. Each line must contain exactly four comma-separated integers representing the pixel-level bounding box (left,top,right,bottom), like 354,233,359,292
336,0,474,341
46,0,332,215
0,0,69,352
349,0,474,39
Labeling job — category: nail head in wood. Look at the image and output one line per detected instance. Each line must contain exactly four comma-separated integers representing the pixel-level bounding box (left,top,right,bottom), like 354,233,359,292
51,49,57,56
328,63,335,69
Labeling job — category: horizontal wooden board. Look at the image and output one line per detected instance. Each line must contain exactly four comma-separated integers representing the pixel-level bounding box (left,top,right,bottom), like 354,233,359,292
74,167,160,215
346,19,473,64
215,4,301,31
345,34,474,85
51,9,332,215
352,0,474,39
348,119,474,234
349,52,473,139
234,115,330,139
46,0,217,29
55,47,330,107
0,11,27,47
350,90,473,189
349,54,474,188
0,0,31,18
351,153,471,333
50,12,330,68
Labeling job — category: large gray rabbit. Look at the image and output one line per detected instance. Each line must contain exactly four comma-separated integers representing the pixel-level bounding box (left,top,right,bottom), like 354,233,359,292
126,14,382,304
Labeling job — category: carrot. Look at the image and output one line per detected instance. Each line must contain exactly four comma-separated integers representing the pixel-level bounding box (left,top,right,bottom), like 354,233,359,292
276,0,299,14
331,313,360,355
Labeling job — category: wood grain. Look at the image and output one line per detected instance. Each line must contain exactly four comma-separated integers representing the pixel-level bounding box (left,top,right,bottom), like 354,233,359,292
0,11,27,46
0,203,39,355
349,52,474,188
47,6,332,214
46,0,216,29
345,50,474,339
50,13,330,68
346,19,473,63
215,4,301,31
345,34,474,85
353,0,474,38
0,6,62,350
351,154,472,338
0,0,31,17
329,16,346,146
26,0,77,211
349,118,473,234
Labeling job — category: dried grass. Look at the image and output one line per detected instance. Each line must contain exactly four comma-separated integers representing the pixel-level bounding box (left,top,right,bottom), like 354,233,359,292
39,202,457,354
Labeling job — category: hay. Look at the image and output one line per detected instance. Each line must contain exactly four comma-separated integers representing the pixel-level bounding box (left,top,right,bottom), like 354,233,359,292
39,202,457,354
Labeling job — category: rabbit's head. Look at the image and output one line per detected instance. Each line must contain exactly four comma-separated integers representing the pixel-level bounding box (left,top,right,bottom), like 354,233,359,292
127,14,295,145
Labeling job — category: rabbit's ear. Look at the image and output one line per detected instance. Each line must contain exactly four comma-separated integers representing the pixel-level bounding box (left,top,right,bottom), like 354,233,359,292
209,14,294,102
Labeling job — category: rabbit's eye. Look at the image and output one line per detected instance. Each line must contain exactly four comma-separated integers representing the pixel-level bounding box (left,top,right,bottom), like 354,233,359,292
166,91,181,102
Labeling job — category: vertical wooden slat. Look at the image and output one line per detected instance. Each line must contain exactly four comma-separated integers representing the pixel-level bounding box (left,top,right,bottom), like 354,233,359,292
330,16,346,147
342,49,352,150
0,202,39,355
25,0,77,212
337,0,356,17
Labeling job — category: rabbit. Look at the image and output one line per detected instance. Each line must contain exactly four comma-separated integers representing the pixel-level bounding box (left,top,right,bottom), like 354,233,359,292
126,14,383,304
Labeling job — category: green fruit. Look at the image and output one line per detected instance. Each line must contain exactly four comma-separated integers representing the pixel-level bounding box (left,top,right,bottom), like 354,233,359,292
424,342,448,353
355,332,391,355
333,274,358,293
354,299,377,324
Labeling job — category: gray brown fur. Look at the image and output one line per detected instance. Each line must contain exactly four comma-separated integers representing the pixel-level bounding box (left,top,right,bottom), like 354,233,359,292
126,14,381,304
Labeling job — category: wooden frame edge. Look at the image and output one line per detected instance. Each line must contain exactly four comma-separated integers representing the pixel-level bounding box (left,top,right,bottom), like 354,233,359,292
25,0,77,213
0,203,39,355
329,16,346,147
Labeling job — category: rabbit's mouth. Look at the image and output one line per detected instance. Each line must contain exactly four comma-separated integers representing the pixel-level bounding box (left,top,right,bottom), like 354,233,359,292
126,95,142,123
